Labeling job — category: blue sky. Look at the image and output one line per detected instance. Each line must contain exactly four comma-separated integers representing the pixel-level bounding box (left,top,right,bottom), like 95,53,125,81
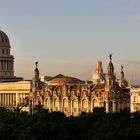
0,0,140,84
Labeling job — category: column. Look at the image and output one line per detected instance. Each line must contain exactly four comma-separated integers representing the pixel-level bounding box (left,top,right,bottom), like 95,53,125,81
3,61,5,71
13,93,15,107
106,99,109,113
11,93,13,106
113,101,116,112
5,93,7,107
1,93,3,106
88,98,91,113
70,98,73,116
78,98,80,115
9,61,10,71
59,97,62,112
8,93,10,107
68,97,71,116
16,93,19,106
5,60,7,70
3,93,5,107
14,93,16,106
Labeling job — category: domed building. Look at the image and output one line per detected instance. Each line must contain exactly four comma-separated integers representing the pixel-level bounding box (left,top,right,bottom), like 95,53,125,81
0,30,23,82
0,30,30,111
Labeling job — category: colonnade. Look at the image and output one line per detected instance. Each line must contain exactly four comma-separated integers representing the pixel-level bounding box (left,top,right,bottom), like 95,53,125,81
0,60,13,71
0,93,28,108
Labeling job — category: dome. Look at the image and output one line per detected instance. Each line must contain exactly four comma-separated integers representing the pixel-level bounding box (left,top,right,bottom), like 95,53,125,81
0,30,10,47
47,74,84,85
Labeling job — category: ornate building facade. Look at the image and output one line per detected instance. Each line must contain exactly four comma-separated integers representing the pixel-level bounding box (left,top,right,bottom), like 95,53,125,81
29,55,130,116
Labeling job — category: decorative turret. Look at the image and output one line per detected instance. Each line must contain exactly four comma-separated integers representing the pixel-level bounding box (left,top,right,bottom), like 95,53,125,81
32,61,40,89
119,65,128,87
95,61,103,74
121,65,124,81
92,60,105,84
107,54,114,76
105,54,116,92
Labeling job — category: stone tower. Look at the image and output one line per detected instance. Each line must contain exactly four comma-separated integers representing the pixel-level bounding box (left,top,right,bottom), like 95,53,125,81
32,61,40,89
105,54,116,91
92,60,105,84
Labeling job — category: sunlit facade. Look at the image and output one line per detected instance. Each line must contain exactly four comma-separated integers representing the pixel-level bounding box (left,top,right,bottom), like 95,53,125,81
29,55,130,116
130,87,140,112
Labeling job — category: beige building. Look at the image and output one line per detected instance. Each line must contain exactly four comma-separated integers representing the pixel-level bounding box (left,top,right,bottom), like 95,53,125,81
130,87,140,112
29,55,130,116
0,81,31,111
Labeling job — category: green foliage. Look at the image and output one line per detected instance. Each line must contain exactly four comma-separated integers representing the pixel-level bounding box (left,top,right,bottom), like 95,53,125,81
0,107,140,139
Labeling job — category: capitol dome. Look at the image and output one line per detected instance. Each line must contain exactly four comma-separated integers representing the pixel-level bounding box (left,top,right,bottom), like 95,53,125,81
0,30,10,47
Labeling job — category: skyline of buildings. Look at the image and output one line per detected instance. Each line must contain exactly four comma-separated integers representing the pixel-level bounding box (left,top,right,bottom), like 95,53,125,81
0,29,130,116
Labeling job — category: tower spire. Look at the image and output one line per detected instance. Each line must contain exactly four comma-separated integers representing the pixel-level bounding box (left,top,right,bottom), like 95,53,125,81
35,61,38,69
109,54,112,62
121,65,123,72
32,61,40,89
121,65,124,81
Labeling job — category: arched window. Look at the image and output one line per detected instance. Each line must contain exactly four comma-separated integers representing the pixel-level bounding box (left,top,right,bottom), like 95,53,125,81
38,101,41,106
93,99,98,109
63,98,68,112
82,99,88,112
45,98,50,109
72,99,78,115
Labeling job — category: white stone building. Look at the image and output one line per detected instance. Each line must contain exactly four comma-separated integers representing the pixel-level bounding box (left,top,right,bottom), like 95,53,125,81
130,87,140,112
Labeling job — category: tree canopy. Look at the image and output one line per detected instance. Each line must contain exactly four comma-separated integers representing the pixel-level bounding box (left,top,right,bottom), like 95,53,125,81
0,107,140,140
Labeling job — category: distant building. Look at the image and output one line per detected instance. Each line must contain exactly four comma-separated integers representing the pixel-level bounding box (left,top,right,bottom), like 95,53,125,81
130,86,140,112
0,30,23,82
29,54,130,116
0,30,28,111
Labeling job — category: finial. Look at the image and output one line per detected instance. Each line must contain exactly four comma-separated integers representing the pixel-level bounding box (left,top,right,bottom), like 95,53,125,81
109,54,112,62
121,65,123,72
35,61,38,69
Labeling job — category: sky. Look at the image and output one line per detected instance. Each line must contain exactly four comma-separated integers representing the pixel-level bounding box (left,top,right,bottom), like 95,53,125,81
0,0,140,84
